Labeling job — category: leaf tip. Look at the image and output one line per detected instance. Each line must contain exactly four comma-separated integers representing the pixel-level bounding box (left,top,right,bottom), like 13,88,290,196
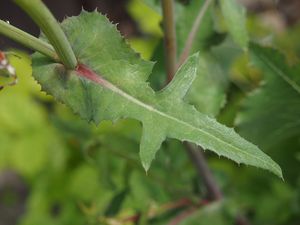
275,167,284,180
141,160,151,174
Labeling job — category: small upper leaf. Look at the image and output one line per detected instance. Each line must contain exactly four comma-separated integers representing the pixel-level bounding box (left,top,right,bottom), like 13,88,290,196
220,0,249,49
32,11,281,177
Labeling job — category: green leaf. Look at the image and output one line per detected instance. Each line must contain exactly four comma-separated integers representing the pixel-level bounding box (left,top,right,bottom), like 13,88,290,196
150,0,215,89
250,43,300,93
32,11,281,177
220,0,249,49
149,0,227,114
176,1,229,116
237,43,300,149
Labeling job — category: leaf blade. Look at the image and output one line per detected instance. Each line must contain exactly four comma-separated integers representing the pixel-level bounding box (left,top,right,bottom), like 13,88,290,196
250,43,300,93
32,11,282,177
237,43,300,150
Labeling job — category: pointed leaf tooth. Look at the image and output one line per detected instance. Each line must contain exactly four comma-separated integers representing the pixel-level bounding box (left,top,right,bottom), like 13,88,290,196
140,121,166,172
159,53,199,101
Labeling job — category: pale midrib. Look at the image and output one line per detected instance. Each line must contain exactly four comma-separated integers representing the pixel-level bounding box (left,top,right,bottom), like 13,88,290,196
79,70,279,175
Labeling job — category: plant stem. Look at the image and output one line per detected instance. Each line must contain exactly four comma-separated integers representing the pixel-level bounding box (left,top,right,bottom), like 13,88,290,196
178,0,213,67
14,0,77,69
185,143,223,201
161,0,177,83
161,0,222,203
0,20,59,62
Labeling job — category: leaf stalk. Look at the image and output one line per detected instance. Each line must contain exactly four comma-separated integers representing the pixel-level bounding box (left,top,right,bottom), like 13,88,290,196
14,0,77,69
0,20,59,62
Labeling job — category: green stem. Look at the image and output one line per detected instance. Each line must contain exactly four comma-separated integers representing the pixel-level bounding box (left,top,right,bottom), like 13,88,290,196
161,0,222,203
0,20,59,62
161,0,177,83
14,0,77,69
185,143,223,201
178,0,213,67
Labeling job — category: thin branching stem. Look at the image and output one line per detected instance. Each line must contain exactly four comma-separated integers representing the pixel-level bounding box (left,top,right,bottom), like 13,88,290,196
161,0,177,82
161,0,223,203
185,143,223,201
178,0,213,67
0,20,59,62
